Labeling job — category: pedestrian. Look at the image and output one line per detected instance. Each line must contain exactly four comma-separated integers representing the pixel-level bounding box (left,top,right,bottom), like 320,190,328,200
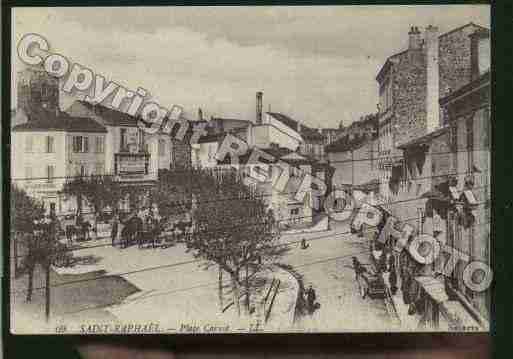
111,214,119,247
300,238,310,250
352,256,367,280
352,256,368,299
306,285,317,315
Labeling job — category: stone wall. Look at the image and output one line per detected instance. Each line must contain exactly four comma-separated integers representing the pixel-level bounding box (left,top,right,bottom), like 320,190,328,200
392,50,427,147
439,24,483,124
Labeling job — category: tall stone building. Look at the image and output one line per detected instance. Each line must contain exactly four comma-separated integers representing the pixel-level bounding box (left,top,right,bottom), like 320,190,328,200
375,23,489,207
373,23,491,331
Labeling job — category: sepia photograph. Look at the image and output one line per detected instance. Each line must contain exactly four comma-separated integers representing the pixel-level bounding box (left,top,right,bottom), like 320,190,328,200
8,5,491,334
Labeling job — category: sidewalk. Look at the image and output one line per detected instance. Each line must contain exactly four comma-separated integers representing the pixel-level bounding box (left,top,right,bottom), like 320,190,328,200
50,234,302,332
282,215,329,235
381,272,422,331
369,251,421,331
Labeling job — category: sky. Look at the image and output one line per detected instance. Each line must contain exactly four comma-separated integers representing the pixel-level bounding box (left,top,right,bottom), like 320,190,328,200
11,5,490,128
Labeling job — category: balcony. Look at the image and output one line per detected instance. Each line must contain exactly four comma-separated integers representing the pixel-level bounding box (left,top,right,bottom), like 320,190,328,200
114,152,156,183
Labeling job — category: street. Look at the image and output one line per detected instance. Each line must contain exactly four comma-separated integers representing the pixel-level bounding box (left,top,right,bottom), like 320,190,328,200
19,218,396,333
280,219,396,331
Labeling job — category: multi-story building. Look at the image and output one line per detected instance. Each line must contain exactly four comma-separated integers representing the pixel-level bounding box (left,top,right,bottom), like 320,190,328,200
320,125,345,147
11,110,108,215
190,93,333,227
437,34,491,329
325,113,379,190
375,24,490,331
11,68,184,215
375,23,489,210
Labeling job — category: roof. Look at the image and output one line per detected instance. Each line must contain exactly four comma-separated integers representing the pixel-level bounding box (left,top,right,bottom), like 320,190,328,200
439,22,489,39
325,114,378,153
439,70,490,107
211,117,251,126
397,126,449,150
196,132,226,144
376,23,489,83
376,50,407,83
71,100,140,127
12,109,107,133
260,146,293,161
266,112,325,141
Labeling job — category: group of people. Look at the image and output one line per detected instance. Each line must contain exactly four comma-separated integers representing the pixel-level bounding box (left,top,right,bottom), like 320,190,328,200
302,284,319,315
110,205,164,249
64,213,92,244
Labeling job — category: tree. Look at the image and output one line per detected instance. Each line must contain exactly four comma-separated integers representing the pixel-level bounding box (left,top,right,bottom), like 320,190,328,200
11,185,70,320
189,169,283,316
11,185,44,279
62,175,123,234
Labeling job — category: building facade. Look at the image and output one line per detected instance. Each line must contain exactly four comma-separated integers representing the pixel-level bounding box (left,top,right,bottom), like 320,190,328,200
11,112,108,215
375,23,490,209
325,114,379,190
374,25,491,331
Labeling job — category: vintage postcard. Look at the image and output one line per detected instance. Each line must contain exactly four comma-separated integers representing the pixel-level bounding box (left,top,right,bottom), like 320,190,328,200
9,5,491,334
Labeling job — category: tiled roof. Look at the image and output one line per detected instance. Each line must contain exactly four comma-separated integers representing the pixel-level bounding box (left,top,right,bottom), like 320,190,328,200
267,112,325,141
12,109,107,133
325,114,378,153
196,132,225,144
74,100,139,127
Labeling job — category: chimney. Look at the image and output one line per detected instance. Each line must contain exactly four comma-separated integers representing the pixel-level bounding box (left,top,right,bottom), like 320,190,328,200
425,25,440,133
408,26,422,50
256,91,263,125
198,108,203,122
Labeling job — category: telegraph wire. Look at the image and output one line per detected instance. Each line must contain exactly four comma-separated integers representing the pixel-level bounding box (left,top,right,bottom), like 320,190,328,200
9,185,489,261
8,146,491,182
10,210,491,295
10,167,490,218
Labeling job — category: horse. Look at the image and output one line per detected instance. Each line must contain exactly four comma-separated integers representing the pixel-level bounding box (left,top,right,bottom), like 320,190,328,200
65,224,79,244
120,215,143,248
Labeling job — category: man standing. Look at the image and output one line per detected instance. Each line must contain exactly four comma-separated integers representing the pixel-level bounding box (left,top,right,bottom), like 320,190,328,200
111,214,119,247
352,256,368,299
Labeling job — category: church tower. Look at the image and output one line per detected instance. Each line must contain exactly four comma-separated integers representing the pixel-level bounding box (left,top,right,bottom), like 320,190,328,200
17,68,60,119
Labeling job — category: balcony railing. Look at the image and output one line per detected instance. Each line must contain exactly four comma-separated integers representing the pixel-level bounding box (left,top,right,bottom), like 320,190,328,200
114,152,155,182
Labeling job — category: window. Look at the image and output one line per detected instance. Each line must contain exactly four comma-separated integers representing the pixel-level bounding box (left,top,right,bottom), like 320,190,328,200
158,139,166,157
478,37,490,75
120,128,127,152
290,208,299,216
466,116,474,172
25,136,34,153
72,136,90,153
46,165,55,183
80,165,86,177
45,136,54,153
483,108,490,149
95,137,104,153
72,136,81,153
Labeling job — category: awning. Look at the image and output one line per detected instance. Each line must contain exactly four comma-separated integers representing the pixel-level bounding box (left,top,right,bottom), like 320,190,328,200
415,276,449,303
421,189,451,202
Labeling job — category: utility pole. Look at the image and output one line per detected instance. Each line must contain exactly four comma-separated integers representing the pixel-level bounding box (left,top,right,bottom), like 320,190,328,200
45,262,50,321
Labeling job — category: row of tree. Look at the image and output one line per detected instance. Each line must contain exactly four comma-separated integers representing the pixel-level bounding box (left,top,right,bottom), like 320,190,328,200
12,166,284,319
